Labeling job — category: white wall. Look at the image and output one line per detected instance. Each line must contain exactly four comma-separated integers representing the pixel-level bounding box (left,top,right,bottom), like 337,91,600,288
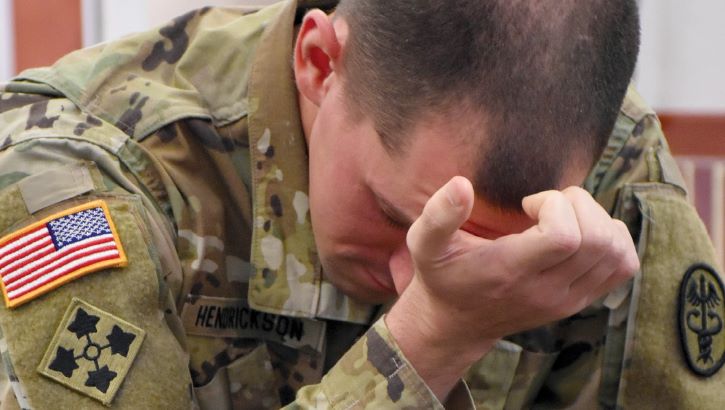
94,0,725,113
6,0,725,113
148,0,280,27
99,0,151,43
0,0,14,81
636,0,725,113
95,0,281,43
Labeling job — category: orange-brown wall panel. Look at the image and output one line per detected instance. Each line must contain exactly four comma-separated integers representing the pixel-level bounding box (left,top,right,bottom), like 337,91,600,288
13,0,82,73
660,113,725,157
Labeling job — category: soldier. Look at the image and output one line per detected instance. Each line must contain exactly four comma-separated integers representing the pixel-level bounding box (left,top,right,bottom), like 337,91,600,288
0,0,722,409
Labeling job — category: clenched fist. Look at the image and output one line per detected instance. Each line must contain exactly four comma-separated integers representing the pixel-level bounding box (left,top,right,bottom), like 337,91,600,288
386,176,639,400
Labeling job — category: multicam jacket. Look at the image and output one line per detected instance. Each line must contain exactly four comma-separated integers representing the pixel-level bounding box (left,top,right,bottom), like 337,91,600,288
0,1,722,409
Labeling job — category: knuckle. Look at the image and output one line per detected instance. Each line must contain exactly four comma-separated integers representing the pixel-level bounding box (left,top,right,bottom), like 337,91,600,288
562,185,586,196
540,190,566,209
489,280,512,301
614,236,632,260
562,186,589,202
573,297,591,313
612,218,628,231
613,232,639,275
625,255,641,276
558,296,589,317
610,270,633,289
553,301,576,319
615,261,637,280
613,219,633,239
583,227,614,255
534,284,568,313
547,229,581,255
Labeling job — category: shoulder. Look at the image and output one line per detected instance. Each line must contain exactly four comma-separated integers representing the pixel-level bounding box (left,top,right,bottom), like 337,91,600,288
14,5,286,142
585,85,685,212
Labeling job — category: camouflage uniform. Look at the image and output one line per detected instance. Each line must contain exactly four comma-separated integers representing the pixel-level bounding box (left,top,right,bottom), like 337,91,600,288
467,90,725,409
0,1,722,409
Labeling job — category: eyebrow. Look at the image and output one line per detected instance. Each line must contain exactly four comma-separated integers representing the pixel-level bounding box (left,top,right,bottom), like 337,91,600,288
374,192,415,228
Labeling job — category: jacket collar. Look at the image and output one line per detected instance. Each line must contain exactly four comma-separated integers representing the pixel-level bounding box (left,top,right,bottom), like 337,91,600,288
247,0,377,324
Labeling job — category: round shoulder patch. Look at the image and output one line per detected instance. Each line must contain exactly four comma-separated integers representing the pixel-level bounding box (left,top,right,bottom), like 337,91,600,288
678,263,725,377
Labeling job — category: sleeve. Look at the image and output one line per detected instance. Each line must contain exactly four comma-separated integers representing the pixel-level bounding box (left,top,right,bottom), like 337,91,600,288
0,96,196,408
289,316,475,409
462,86,721,409
609,183,725,408
588,87,725,408
463,184,725,410
464,339,563,409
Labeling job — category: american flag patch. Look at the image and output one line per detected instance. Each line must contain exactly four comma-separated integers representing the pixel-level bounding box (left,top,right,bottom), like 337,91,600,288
0,200,127,308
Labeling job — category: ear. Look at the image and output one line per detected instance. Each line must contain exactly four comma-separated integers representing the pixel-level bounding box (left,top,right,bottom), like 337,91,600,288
294,10,342,107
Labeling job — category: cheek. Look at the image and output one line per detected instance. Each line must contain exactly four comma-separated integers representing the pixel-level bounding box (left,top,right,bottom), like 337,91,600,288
310,191,407,265
309,168,399,242
307,153,360,230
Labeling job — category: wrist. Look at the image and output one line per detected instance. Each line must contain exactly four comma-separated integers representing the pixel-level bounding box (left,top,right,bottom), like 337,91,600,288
386,284,496,400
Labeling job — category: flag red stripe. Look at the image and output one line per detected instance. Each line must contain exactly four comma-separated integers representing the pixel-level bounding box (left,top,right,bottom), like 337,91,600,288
0,226,47,260
6,243,118,292
9,253,119,301
3,235,115,284
0,238,54,274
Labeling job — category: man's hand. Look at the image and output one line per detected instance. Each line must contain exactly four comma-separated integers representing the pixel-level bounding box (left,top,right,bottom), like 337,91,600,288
386,176,639,400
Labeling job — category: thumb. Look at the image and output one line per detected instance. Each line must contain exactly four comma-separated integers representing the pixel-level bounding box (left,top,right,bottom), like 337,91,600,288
407,176,474,264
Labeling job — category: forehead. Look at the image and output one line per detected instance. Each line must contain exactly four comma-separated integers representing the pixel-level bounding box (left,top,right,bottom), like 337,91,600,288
362,110,589,237
379,110,483,180
364,115,503,228
368,135,535,237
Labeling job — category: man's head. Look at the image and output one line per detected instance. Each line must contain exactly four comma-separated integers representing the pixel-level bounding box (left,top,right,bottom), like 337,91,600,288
293,0,640,303
335,0,640,208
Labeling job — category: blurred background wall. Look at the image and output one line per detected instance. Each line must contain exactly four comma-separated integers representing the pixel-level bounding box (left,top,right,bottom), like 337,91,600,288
1,0,724,265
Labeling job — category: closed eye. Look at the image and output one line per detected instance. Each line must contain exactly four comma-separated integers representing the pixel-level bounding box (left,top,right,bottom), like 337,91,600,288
380,208,409,231
372,191,413,231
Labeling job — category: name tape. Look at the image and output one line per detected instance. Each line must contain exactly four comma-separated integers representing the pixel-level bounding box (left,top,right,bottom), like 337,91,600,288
180,296,326,352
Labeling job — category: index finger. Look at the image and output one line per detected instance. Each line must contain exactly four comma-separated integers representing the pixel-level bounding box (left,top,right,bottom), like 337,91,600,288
507,190,582,271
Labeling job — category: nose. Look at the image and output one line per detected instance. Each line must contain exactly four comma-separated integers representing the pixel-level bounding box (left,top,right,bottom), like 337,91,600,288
388,244,414,294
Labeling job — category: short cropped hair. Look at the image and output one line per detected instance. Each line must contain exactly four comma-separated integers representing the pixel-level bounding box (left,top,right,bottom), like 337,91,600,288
335,0,640,209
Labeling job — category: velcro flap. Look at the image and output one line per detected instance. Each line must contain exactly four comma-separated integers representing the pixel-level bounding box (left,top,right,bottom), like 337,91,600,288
18,163,95,214
618,188,725,408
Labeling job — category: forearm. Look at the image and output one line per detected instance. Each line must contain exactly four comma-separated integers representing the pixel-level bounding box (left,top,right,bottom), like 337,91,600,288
386,286,496,401
289,316,476,409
